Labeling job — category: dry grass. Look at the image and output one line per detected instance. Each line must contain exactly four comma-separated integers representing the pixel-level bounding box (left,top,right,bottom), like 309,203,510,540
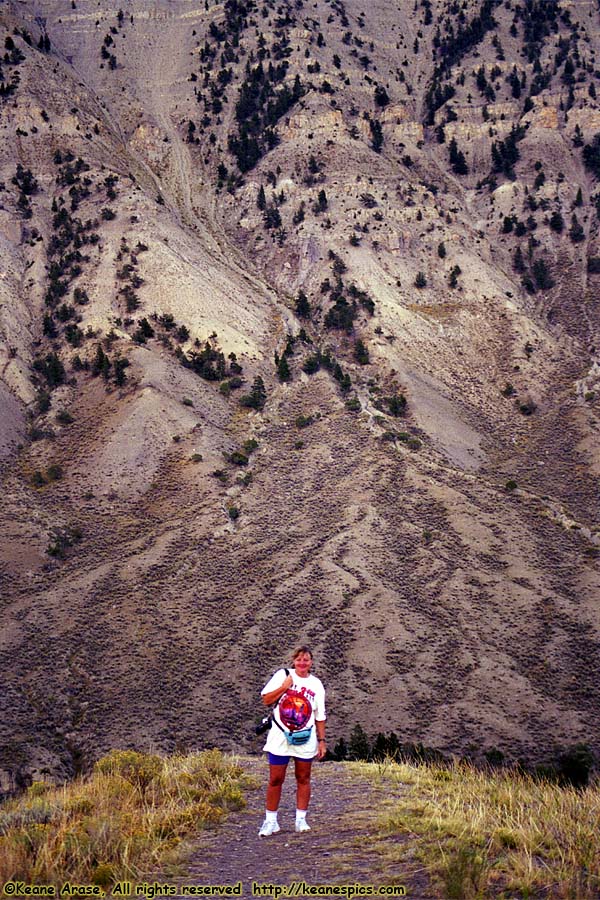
351,758,600,899
0,749,250,887
405,302,463,321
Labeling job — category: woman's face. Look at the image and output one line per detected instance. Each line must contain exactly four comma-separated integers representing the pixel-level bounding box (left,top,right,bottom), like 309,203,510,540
293,652,312,677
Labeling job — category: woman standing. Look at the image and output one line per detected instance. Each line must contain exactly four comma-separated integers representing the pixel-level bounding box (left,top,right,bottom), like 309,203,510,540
259,645,327,835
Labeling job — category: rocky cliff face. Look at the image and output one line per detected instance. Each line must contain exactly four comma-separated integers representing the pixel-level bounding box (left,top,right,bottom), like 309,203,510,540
0,0,599,786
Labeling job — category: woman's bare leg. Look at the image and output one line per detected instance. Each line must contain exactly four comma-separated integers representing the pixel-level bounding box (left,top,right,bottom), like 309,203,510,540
294,758,312,810
266,763,288,811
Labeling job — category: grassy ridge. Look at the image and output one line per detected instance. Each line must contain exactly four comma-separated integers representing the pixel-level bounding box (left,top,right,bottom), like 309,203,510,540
0,749,249,888
2,751,598,897
355,758,600,899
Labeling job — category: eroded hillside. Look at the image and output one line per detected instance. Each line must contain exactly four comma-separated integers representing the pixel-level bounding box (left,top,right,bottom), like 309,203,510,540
1,0,599,788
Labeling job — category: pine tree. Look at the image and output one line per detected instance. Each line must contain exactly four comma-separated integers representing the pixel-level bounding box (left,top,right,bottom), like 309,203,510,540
92,344,107,377
449,265,461,288
98,352,110,379
333,737,348,760
583,133,600,177
374,84,390,107
569,214,585,243
532,258,554,290
252,375,267,408
263,205,282,229
295,290,311,319
354,339,369,364
370,118,383,153
348,723,371,761
257,184,266,210
476,65,487,93
449,137,469,175
241,375,267,410
513,246,525,272
114,357,129,386
277,356,291,382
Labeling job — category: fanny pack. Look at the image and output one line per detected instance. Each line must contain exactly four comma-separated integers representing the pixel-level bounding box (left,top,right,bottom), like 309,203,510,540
273,717,313,746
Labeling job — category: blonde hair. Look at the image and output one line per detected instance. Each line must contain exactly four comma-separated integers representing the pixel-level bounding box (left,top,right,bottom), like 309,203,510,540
291,645,313,662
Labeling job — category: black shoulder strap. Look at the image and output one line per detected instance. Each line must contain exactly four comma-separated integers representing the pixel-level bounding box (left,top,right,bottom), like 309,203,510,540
261,669,292,735
273,716,288,736
271,668,290,720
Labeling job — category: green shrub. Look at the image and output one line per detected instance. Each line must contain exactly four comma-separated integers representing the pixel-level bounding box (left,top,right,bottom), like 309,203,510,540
587,257,600,273
348,723,371,761
354,339,369,365
90,864,116,889
27,781,53,797
557,744,595,788
277,355,291,382
387,394,407,416
302,354,321,374
94,750,163,792
444,842,488,900
208,782,245,811
37,390,51,413
46,526,83,558
240,376,266,410
518,398,536,415
31,470,47,487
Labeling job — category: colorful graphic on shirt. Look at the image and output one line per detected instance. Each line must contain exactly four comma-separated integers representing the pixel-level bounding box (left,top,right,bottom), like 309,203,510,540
279,690,312,731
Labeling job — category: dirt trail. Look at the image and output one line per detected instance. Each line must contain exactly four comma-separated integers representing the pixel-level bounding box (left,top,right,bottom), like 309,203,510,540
157,756,433,900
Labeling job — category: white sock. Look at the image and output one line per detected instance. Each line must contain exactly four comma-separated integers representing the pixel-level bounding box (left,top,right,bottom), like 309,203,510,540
265,810,278,823
296,809,307,822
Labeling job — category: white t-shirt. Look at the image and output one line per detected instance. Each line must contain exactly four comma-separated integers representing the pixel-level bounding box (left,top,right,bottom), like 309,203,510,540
261,668,326,760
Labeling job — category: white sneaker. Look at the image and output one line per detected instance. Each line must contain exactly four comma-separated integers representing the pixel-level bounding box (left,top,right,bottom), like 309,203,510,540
295,820,311,833
258,819,280,836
